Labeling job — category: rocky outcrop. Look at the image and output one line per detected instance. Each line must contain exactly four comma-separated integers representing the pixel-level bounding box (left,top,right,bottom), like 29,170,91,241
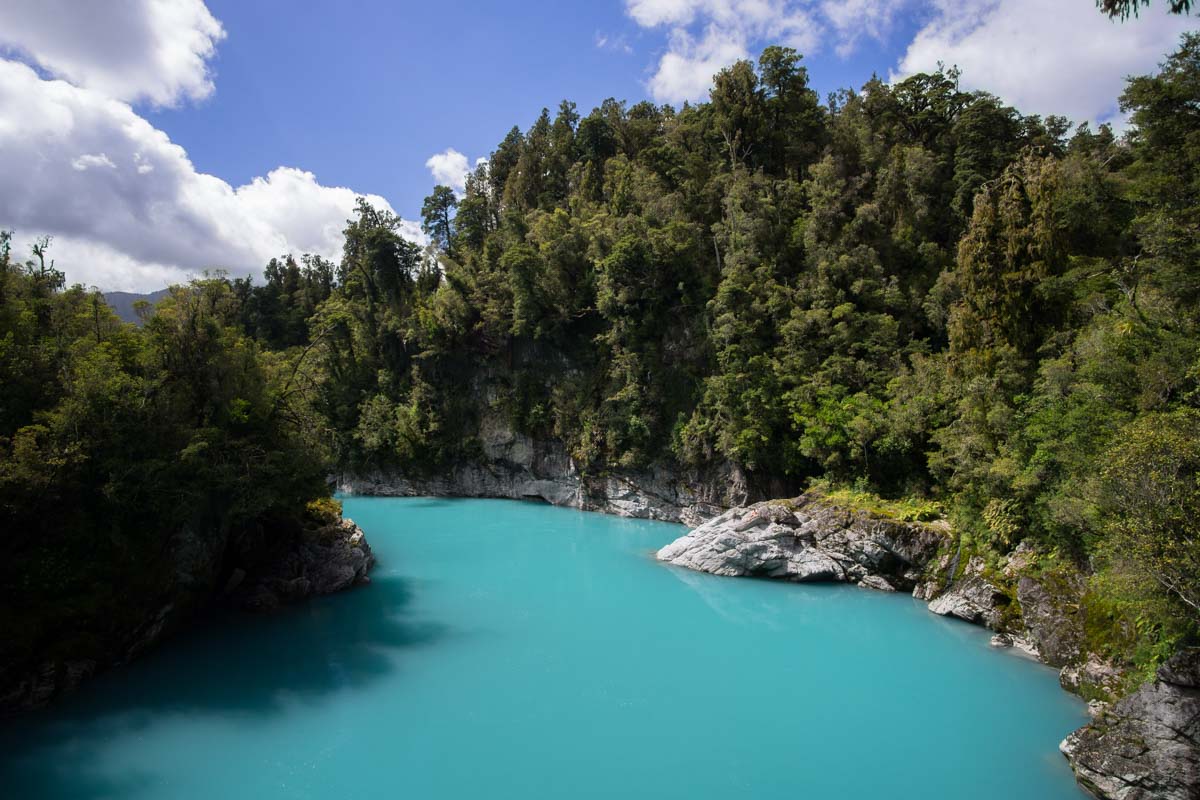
1061,656,1125,699
921,542,1091,669
655,495,945,591
1060,648,1200,800
927,557,1010,628
234,518,375,611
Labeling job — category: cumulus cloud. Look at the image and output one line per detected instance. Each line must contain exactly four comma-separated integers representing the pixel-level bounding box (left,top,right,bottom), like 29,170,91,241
626,0,860,103
893,0,1195,124
425,148,472,195
648,25,754,103
0,0,226,107
0,1,418,291
0,60,414,291
424,148,489,197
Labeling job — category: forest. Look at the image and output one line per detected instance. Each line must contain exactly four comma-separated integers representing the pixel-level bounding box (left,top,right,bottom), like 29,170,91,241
3,31,1198,684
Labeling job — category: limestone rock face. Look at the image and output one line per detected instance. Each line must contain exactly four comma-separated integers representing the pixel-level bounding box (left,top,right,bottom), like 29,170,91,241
654,495,944,589
1061,648,1200,800
338,373,802,525
340,439,791,527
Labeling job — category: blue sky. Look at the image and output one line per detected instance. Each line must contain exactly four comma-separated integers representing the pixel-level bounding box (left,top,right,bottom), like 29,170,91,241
146,0,926,218
0,0,1195,290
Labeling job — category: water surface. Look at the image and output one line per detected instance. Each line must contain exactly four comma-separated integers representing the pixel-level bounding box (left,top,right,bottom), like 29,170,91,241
1,497,1088,798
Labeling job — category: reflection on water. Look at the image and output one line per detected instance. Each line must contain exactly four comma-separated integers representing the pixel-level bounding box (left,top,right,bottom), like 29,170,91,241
0,572,445,799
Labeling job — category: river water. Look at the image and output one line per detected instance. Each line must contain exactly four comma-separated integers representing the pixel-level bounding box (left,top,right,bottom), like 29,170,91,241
0,497,1089,798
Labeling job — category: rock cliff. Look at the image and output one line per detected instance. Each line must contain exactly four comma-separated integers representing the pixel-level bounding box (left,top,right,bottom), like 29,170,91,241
339,411,796,526
1060,648,1200,800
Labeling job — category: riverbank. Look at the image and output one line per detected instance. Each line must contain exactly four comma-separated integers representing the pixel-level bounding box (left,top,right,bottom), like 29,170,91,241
651,495,1197,800
339,463,1197,800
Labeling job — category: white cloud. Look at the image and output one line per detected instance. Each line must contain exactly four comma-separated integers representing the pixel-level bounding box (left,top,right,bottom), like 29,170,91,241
10,233,192,293
425,149,490,197
648,25,752,103
0,0,226,107
71,153,117,172
425,148,471,195
823,0,910,57
893,0,1196,124
625,1,830,104
0,60,417,291
595,31,635,53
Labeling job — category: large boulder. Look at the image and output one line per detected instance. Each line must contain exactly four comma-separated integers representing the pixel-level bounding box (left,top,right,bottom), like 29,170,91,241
1060,648,1200,800
926,556,1011,630
655,495,945,590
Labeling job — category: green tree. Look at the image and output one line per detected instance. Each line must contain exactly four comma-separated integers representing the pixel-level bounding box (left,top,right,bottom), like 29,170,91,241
422,185,458,256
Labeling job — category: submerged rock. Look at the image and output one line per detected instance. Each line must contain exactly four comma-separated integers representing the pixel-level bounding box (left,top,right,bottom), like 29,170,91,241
1061,648,1200,800
654,495,944,590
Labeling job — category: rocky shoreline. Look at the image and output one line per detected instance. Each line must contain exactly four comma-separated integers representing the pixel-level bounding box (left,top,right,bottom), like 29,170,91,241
337,431,1199,800
653,495,1198,800
343,438,1198,800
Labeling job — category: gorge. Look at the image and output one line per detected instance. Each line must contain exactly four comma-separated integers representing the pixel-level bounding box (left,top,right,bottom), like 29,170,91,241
0,497,1094,800
2,5,1198,798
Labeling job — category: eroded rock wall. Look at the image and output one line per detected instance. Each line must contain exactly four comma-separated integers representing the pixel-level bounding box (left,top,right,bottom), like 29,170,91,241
339,410,795,526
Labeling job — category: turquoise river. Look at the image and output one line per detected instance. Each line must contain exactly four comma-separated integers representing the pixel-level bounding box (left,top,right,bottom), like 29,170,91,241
1,497,1090,798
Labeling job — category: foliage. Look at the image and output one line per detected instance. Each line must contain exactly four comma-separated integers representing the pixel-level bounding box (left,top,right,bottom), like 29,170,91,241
6,28,1200,678
811,481,946,523
0,241,333,673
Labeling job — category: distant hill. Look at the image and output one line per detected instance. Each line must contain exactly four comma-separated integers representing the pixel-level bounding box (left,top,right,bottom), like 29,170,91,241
103,289,170,324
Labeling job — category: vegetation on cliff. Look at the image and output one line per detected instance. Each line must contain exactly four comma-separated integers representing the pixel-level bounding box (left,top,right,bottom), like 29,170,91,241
0,239,334,700
3,25,1198,693
262,33,1199,675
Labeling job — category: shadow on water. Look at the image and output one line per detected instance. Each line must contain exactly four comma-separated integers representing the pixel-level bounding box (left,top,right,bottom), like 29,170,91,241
0,570,447,799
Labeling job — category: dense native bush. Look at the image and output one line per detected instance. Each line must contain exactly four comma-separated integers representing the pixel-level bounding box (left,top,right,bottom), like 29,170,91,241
7,28,1199,677
0,237,333,672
